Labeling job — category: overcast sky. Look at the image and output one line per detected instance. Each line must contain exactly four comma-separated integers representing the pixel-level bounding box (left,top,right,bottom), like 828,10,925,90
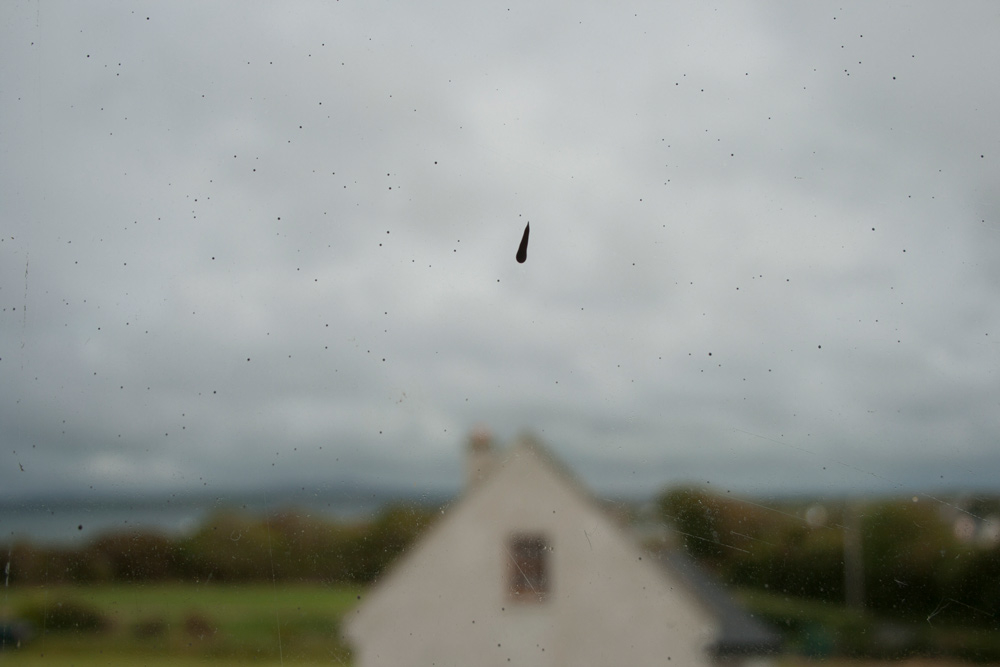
2,1,999,505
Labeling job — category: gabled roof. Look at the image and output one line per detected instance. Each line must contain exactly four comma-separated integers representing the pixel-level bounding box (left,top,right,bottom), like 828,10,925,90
473,432,592,499
346,432,781,663
502,436,782,657
656,549,783,657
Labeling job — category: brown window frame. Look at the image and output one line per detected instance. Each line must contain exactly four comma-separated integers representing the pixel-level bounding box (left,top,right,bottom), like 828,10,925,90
507,533,550,602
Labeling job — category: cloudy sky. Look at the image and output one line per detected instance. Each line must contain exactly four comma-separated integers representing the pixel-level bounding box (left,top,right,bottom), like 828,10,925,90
2,1,999,506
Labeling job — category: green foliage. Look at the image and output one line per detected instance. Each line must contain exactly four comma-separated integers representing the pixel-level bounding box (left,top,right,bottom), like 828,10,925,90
657,487,726,561
658,486,847,599
728,525,846,601
91,531,180,582
2,583,358,664
339,504,437,583
3,542,112,585
131,616,168,639
167,503,438,585
656,486,1000,632
0,502,439,587
175,510,283,583
937,548,1000,626
739,586,1000,661
19,599,113,633
861,500,956,617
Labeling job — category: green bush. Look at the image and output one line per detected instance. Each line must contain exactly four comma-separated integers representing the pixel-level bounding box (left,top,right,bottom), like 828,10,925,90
182,610,217,637
90,531,179,582
1,502,442,586
19,599,112,633
131,615,168,638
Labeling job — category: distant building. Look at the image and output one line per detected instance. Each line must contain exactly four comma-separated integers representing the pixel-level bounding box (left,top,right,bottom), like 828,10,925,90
344,430,779,667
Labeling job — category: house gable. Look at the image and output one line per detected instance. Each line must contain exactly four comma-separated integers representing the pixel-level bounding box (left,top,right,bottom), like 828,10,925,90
345,436,718,667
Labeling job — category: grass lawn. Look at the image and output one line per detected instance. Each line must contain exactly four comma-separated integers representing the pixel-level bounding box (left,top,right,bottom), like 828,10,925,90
0,582,362,665
6,583,996,665
736,587,1000,665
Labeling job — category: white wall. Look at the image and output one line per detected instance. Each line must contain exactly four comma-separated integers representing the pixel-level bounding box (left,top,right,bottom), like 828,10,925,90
346,441,717,667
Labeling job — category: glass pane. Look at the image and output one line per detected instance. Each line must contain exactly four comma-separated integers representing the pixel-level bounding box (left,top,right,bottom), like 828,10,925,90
2,2,998,665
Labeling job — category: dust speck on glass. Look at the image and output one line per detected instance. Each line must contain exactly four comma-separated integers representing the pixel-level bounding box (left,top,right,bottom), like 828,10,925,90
1,2,998,665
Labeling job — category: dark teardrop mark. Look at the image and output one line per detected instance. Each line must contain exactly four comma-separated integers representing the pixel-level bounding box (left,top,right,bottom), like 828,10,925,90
516,223,530,263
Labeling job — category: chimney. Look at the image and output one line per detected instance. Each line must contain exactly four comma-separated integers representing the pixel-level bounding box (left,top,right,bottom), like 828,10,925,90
465,427,495,491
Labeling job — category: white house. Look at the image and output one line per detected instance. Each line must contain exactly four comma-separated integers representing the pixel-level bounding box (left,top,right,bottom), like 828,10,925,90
344,430,778,667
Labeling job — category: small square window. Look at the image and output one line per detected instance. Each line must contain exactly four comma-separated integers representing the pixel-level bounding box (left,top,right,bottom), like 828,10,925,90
507,533,549,602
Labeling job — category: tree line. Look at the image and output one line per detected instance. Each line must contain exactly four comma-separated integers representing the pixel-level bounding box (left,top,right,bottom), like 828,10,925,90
2,504,438,586
656,487,1000,628
5,488,998,632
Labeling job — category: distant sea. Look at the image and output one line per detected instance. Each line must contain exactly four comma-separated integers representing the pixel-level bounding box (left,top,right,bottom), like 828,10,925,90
0,487,454,546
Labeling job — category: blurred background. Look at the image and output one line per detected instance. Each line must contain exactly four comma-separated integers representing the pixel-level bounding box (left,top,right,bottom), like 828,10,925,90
1,1,998,664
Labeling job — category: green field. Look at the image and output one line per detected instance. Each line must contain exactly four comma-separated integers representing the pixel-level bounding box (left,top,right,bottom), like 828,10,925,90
736,587,1000,664
4,583,997,665
0,583,361,665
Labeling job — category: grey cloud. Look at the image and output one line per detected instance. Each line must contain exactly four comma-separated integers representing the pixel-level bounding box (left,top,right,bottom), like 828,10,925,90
2,1,999,509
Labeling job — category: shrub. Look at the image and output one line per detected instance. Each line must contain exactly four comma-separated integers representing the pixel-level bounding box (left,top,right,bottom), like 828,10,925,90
182,611,216,638
131,616,168,638
19,599,111,633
